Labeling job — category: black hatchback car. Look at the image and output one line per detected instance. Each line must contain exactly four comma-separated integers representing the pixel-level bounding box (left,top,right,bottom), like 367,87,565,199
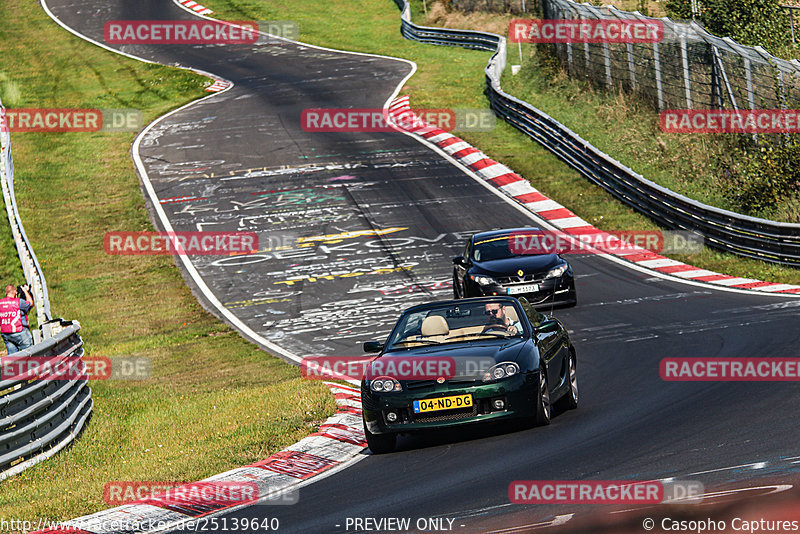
452,228,577,307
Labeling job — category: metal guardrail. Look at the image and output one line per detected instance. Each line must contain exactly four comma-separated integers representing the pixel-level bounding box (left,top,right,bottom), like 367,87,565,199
0,99,91,480
0,101,54,339
392,0,800,266
0,322,92,480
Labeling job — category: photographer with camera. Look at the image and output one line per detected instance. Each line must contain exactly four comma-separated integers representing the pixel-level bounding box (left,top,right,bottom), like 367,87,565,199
0,283,34,354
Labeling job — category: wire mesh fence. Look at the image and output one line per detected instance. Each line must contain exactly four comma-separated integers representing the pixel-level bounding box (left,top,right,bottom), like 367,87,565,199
540,0,800,116
451,0,529,13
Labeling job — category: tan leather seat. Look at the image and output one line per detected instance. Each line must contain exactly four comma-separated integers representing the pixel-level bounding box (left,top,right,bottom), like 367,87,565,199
448,325,486,338
421,315,449,337
401,316,450,345
505,306,520,323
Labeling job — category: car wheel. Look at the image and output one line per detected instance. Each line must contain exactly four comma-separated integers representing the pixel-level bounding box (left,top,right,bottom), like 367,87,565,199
364,425,396,454
453,273,461,299
556,350,578,410
534,366,551,426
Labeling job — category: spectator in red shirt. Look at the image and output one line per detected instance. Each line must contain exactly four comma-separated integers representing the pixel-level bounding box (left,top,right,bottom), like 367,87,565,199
0,284,34,353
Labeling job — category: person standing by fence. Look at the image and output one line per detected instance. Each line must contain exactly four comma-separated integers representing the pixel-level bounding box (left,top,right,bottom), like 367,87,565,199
0,284,34,353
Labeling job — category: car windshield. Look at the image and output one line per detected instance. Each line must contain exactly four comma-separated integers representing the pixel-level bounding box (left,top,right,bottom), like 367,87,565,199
387,299,525,349
472,235,518,262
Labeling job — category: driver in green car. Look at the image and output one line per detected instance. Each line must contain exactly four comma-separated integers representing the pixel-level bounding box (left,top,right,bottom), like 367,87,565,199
483,302,522,334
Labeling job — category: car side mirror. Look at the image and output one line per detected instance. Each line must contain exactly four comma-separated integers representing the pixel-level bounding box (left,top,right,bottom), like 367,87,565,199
363,341,384,353
535,319,560,334
452,256,469,267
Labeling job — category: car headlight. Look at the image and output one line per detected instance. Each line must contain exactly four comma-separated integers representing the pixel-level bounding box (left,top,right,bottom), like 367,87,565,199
482,362,520,382
470,274,496,286
544,264,568,279
370,376,402,392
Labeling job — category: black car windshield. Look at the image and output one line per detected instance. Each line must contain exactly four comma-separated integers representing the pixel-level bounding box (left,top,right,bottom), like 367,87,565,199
472,235,519,262
387,299,526,349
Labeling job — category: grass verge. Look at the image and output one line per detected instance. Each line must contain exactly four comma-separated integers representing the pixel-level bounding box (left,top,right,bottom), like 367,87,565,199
197,0,800,285
0,0,335,523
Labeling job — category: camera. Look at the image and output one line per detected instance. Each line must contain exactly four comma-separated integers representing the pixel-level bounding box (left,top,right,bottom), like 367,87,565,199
16,284,30,299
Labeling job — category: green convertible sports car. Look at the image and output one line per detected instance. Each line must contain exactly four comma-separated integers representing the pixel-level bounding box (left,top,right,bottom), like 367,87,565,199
361,296,578,453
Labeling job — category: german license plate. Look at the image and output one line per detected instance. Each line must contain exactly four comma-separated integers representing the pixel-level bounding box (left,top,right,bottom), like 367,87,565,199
507,284,538,295
413,394,473,414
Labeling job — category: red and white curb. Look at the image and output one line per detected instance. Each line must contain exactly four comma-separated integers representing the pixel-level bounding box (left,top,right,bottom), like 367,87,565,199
194,70,231,92
204,77,231,92
31,383,364,534
176,0,213,16
388,95,800,295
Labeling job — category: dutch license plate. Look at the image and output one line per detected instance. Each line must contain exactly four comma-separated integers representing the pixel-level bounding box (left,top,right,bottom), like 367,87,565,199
507,284,538,295
413,394,473,414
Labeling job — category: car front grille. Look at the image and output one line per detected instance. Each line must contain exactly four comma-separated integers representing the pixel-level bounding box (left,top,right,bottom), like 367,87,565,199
406,380,435,390
412,404,478,423
405,377,480,391
497,273,546,285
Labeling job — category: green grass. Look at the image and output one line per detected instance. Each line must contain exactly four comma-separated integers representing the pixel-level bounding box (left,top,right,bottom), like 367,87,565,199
0,0,335,523
195,0,800,285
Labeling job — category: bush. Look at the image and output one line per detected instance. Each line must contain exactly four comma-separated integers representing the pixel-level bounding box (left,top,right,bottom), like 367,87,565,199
716,134,800,217
666,0,791,54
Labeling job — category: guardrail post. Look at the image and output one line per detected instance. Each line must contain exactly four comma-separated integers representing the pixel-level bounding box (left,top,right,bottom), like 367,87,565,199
711,48,722,108
787,5,797,44
584,39,590,76
691,0,702,19
567,41,573,74
681,35,692,109
741,58,753,111
565,8,574,74
626,42,636,91
777,69,788,110
653,41,664,111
